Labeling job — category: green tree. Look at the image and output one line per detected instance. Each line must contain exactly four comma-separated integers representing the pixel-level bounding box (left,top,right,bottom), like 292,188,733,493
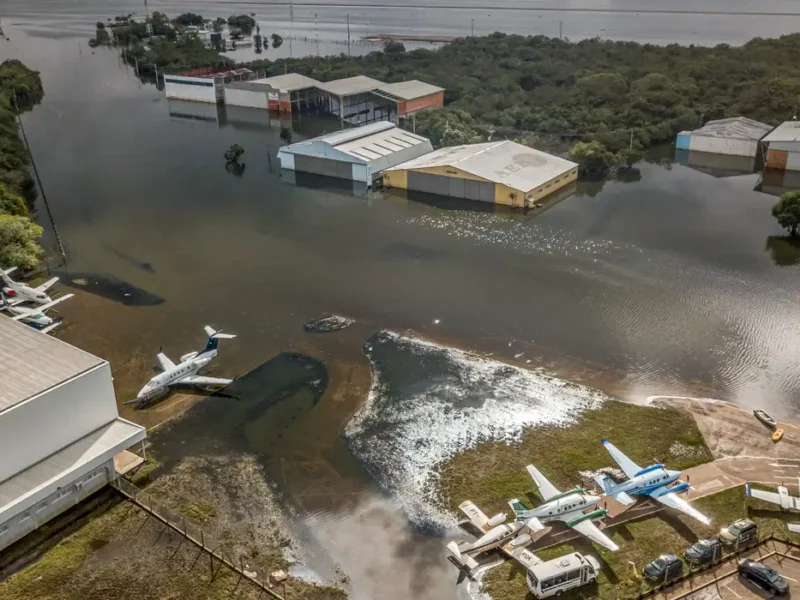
173,13,205,27
227,15,256,34
271,34,283,49
149,12,172,36
213,18,226,32
280,126,293,144
569,141,617,177
616,147,644,168
772,191,800,236
0,182,29,217
224,143,245,163
0,214,42,270
384,40,406,54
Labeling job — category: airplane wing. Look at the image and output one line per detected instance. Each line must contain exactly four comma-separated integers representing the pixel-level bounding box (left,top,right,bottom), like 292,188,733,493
35,277,59,293
601,439,642,479
179,375,233,387
746,483,800,511
156,351,176,371
525,465,561,501
458,500,492,532
2,266,18,276
508,546,541,570
12,293,74,320
570,519,620,552
653,491,710,525
39,321,61,334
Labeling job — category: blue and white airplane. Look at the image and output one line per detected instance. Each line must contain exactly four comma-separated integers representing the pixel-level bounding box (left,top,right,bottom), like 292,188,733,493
595,439,710,525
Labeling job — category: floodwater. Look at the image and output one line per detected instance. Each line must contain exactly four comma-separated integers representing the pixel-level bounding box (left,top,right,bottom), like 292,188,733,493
4,7,800,599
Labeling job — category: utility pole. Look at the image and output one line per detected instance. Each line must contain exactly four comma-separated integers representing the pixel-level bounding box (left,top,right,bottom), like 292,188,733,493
347,13,351,56
629,129,633,149
289,1,294,58
471,18,475,37
315,12,319,56
559,20,563,39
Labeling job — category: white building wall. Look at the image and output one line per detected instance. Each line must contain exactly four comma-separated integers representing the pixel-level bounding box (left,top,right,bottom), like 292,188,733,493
278,150,295,170
0,364,116,483
164,76,217,103
768,141,800,153
351,164,368,182
689,135,759,157
0,459,113,551
786,151,800,171
224,87,268,109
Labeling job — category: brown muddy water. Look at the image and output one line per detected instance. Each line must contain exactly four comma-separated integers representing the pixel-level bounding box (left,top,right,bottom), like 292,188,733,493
3,9,800,599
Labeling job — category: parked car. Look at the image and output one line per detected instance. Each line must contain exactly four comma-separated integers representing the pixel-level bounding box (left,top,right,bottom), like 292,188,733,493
684,538,722,565
643,553,684,582
719,518,758,546
738,559,790,595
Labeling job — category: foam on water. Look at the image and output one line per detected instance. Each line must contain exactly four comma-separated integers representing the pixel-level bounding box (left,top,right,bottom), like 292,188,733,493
344,331,608,530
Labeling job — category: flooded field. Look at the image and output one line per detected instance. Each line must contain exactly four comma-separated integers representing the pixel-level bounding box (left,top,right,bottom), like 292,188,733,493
3,7,800,599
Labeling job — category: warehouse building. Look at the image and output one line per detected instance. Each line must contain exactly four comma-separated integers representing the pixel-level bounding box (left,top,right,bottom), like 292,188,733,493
371,80,445,119
241,73,322,113
675,117,772,157
164,67,255,103
277,121,433,184
762,120,800,170
674,148,757,178
316,76,385,126
383,140,578,207
0,316,146,552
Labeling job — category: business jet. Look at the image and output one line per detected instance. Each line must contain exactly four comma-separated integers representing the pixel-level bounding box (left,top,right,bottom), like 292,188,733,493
1,266,58,305
2,293,73,330
447,499,544,576
595,438,710,525
128,326,236,404
509,464,619,552
746,479,800,512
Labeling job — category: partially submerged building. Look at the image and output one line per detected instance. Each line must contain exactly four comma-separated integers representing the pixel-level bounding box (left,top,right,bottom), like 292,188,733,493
675,117,772,157
762,121,800,170
0,316,146,552
277,121,433,184
383,140,578,207
164,67,255,103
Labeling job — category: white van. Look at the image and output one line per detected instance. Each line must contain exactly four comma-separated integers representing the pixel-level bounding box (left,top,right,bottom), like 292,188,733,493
526,552,600,598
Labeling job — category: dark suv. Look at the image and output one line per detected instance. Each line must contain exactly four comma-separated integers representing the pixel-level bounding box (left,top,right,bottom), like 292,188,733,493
643,554,684,582
738,559,790,595
719,518,758,547
684,538,722,565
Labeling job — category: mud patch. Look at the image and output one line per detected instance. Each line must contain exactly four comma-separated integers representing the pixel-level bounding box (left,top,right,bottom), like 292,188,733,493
304,315,355,334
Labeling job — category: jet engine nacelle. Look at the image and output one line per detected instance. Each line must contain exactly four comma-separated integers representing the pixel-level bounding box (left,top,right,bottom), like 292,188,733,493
180,351,199,362
508,533,531,548
487,513,506,528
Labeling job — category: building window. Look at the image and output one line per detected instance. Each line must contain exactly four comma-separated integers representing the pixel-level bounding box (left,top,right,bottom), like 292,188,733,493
546,183,552,188
36,502,48,514
0,525,8,537
537,188,543,193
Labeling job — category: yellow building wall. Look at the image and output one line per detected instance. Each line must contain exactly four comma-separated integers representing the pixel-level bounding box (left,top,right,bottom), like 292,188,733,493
383,165,579,208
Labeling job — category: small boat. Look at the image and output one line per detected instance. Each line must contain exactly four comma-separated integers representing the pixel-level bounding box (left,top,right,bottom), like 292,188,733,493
754,409,777,429
772,429,784,443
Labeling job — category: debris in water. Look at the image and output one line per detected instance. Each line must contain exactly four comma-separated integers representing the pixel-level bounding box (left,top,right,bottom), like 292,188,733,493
303,314,355,333
433,318,440,325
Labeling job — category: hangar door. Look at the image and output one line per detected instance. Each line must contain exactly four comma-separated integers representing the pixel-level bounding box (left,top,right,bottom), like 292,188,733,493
294,155,354,180
407,171,495,203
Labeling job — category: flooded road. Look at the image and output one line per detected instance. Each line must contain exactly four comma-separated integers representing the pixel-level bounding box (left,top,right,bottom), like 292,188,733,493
3,10,800,599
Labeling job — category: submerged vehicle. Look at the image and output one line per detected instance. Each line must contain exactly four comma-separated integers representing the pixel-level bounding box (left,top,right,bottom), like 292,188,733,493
738,559,789,595
754,409,777,429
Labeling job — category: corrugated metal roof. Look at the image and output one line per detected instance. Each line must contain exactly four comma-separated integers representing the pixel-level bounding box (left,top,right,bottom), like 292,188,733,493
762,120,800,143
375,80,444,101
683,117,772,140
335,127,430,161
316,75,384,97
0,315,104,414
387,140,578,193
251,73,321,92
0,418,146,517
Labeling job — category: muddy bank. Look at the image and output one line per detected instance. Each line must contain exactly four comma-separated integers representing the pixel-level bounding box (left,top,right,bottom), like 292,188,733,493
649,396,800,459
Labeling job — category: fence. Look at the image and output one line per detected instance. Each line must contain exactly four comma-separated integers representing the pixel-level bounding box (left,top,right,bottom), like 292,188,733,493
111,476,285,600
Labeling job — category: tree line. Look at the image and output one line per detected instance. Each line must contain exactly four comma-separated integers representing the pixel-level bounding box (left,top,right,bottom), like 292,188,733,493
0,60,45,270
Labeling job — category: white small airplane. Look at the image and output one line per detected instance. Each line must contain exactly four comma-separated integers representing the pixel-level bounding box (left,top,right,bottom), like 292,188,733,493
2,293,73,331
128,326,236,405
595,439,710,525
447,499,544,575
508,465,619,552
746,479,800,512
1,266,58,305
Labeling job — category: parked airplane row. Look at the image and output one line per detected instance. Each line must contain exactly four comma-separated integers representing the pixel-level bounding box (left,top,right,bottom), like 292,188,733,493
448,439,710,577
0,267,72,334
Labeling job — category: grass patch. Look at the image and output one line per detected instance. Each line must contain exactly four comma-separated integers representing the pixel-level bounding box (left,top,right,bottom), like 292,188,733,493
437,401,712,517
480,485,800,600
178,501,217,525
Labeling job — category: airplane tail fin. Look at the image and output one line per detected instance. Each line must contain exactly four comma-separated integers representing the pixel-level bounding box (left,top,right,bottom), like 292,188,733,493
508,498,529,520
0,266,15,282
202,326,236,352
446,541,479,572
594,474,615,494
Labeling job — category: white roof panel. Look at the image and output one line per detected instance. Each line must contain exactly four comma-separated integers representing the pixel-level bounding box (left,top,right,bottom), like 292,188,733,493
762,120,800,143
316,75,384,97
388,140,577,193
683,117,772,141
0,315,104,413
251,73,321,92
375,80,444,100
0,418,146,519
334,127,430,161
